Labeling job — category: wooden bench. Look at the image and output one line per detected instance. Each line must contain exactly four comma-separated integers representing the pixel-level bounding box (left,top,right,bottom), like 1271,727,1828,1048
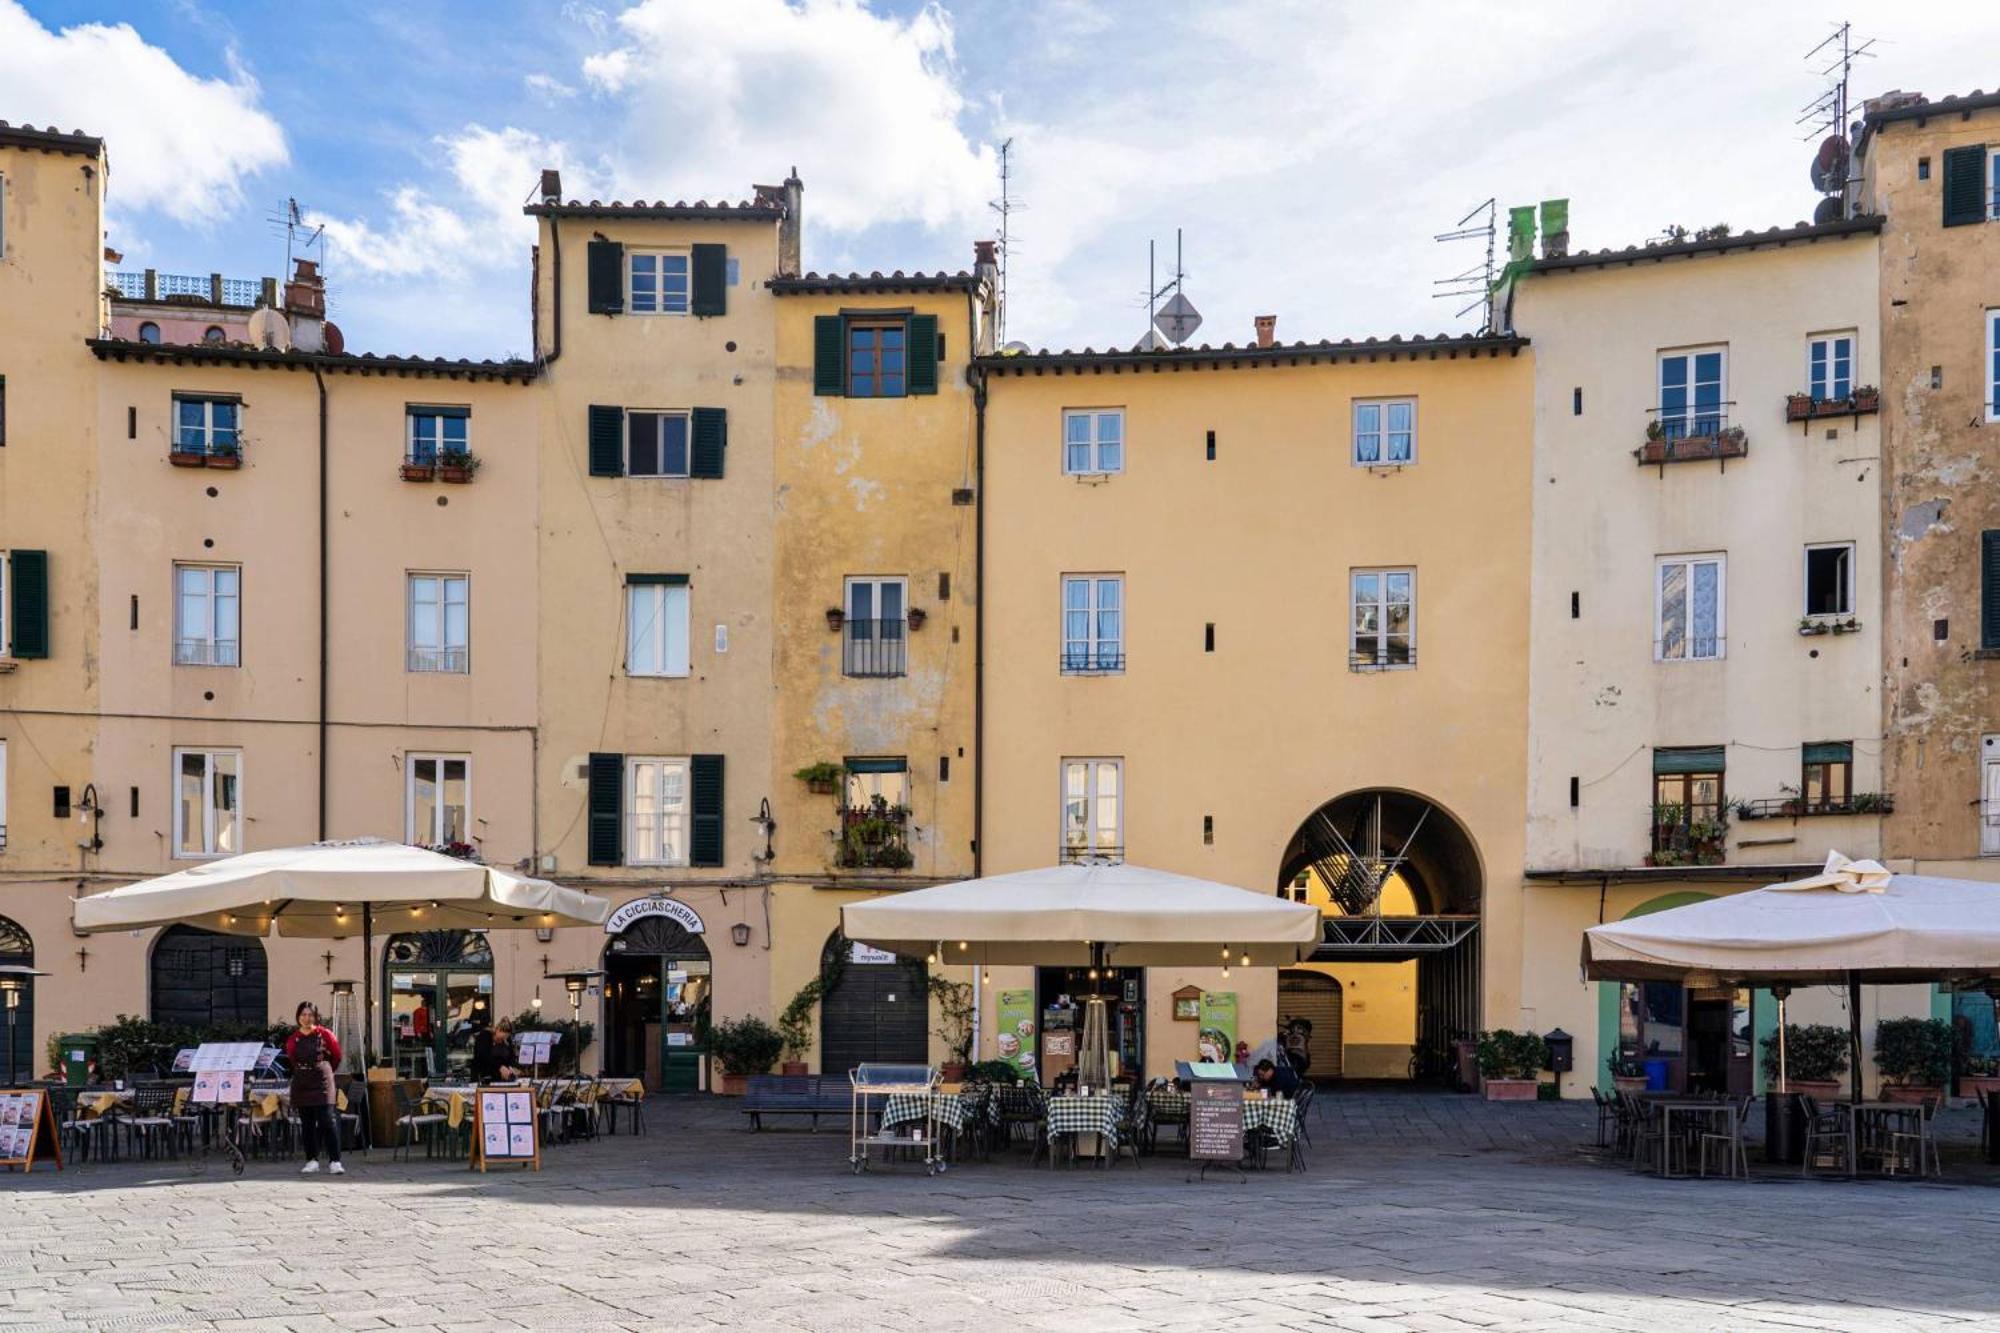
741,1075,848,1131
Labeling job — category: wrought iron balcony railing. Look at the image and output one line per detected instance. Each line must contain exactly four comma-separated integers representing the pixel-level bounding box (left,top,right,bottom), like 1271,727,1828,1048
1735,793,1892,819
173,638,240,667
1060,649,1124,674
1059,842,1123,864
842,620,908,677
408,646,469,673
1350,646,1416,672
1638,406,1747,466
1647,807,1729,867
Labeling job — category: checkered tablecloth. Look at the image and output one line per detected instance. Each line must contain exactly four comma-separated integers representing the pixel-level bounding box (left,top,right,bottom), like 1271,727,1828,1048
879,1092,975,1133
1045,1093,1126,1149
1243,1097,1299,1147
1145,1088,1191,1122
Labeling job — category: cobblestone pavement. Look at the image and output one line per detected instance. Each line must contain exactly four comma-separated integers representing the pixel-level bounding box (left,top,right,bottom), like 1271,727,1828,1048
5,1094,1999,1332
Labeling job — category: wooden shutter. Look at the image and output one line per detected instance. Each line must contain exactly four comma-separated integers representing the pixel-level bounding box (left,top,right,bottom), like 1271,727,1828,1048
587,752,624,865
690,753,725,867
907,313,939,395
1983,531,2000,650
813,315,845,396
691,407,727,479
588,405,625,477
9,549,48,659
690,243,727,316
586,239,624,313
1943,145,1988,227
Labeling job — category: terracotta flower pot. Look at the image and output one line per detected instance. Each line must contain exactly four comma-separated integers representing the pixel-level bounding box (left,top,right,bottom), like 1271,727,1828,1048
169,451,207,468
780,1061,808,1077
1780,1078,1842,1099
438,466,472,483
401,463,436,482
1959,1074,2000,1099
1612,1076,1649,1095
205,453,242,470
1482,1077,1540,1102
717,1072,749,1096
1883,1083,1942,1105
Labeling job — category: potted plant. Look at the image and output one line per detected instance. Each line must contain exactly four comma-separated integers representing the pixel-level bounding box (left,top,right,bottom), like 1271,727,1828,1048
1798,616,1831,636
1786,392,1815,421
706,1016,784,1095
169,446,208,468
794,761,843,796
400,458,436,482
1875,1016,1955,1103
964,1059,1020,1086
825,607,845,631
1851,384,1880,413
1959,1053,2000,1100
1608,1056,1649,1095
1760,1022,1849,1097
437,449,481,483
1475,1029,1547,1101
205,441,242,470
1778,784,1804,817
907,607,928,630
929,975,975,1082
776,952,849,1076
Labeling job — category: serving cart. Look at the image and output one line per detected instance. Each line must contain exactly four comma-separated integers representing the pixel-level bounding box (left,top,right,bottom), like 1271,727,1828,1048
847,1063,943,1175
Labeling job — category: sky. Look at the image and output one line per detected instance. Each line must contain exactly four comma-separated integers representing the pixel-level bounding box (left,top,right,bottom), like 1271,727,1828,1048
5,1,1999,360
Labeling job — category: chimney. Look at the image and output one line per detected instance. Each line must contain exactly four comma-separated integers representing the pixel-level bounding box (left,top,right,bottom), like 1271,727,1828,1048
539,168,563,205
1254,314,1276,348
1539,199,1570,260
973,240,1001,354
778,169,804,278
284,257,327,353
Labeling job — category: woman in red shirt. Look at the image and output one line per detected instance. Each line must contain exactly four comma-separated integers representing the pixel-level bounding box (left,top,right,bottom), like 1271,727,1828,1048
285,1001,345,1175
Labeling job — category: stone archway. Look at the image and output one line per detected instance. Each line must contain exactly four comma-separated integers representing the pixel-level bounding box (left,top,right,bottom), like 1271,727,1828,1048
602,911,712,1092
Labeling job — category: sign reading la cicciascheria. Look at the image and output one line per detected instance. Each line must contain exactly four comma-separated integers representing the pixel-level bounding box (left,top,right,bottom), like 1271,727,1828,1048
604,896,706,936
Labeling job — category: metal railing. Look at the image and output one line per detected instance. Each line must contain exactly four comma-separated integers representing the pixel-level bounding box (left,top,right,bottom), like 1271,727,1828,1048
1060,649,1124,674
1350,646,1416,672
1736,794,1893,819
1639,406,1748,465
407,646,470,673
1059,843,1123,864
109,270,264,307
842,620,907,677
1648,807,1729,865
173,638,240,667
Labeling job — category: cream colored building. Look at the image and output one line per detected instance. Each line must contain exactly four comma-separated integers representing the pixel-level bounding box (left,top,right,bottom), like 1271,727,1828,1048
974,326,1535,1083
1504,205,1924,1095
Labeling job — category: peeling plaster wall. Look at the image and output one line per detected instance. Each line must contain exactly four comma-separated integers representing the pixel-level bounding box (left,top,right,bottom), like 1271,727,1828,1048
1862,107,2000,867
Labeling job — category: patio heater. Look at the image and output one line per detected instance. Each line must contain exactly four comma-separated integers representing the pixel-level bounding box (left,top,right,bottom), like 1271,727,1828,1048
545,969,605,1074
0,965,48,1087
1075,943,1114,1092
325,979,360,1074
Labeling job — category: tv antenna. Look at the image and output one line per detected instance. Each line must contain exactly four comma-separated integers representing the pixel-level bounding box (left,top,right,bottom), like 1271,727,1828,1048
1142,228,1200,348
1798,22,1877,218
989,138,1023,345
1432,198,1497,330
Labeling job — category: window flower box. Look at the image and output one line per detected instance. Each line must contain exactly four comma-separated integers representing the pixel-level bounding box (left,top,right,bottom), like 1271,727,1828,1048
169,449,208,468
437,451,480,483
401,461,436,482
204,448,242,470
1636,424,1748,466
825,607,846,631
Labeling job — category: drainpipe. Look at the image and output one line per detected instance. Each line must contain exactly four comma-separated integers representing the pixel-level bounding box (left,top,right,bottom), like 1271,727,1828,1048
971,360,986,879
313,365,329,840
541,218,564,366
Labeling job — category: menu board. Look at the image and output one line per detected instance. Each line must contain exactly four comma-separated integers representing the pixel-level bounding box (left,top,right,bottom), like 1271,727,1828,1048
0,1091,62,1172
472,1086,539,1171
1188,1080,1245,1162
514,1032,560,1068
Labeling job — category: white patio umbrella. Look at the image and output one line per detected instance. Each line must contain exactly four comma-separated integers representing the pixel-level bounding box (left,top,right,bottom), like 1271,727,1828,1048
1583,852,2000,1102
72,839,609,1064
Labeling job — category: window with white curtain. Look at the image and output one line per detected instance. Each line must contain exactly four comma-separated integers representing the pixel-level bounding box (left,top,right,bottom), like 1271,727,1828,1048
174,564,240,666
626,580,690,677
1062,409,1124,475
1061,758,1123,860
1656,554,1726,661
1061,575,1123,673
408,573,469,673
627,756,690,866
406,754,470,847
1353,399,1416,466
174,748,241,858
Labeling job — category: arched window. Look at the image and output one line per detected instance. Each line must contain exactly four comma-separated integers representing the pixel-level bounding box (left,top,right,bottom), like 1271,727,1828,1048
203,325,225,344
138,321,161,344
150,924,269,1029
384,929,494,1078
0,914,33,1085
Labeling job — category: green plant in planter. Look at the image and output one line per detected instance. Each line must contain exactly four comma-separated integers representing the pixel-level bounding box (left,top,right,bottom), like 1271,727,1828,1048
1758,1023,1850,1083
963,1059,1021,1085
707,1016,786,1077
1607,1055,1646,1080
1874,1017,1956,1086
777,950,852,1061
794,761,843,791
1474,1029,1547,1080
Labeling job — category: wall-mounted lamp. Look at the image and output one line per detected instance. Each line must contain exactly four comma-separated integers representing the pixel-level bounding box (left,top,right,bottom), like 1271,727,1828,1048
534,926,554,943
730,922,752,947
76,783,104,853
750,797,777,862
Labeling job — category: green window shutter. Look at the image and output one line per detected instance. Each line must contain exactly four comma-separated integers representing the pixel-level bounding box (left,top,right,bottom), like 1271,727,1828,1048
1802,741,1853,765
1653,746,1725,775
0,373,8,446
690,244,727,317
9,549,48,658
690,407,727,479
587,752,624,866
690,754,725,867
626,573,689,586
813,315,846,396
1943,145,1988,227
586,239,624,313
1983,531,2000,649
588,405,625,477
844,757,907,774
907,313,939,395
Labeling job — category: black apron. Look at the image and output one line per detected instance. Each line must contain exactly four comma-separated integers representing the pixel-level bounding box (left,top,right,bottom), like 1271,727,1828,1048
290,1029,336,1108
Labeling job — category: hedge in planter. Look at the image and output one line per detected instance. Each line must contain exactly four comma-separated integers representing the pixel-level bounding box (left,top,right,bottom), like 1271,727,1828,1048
1476,1030,1546,1097
1758,1023,1849,1087
708,1016,785,1078
1874,1017,1955,1089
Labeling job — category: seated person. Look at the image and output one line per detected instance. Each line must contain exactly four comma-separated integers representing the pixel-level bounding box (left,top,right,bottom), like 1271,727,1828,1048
1252,1058,1302,1100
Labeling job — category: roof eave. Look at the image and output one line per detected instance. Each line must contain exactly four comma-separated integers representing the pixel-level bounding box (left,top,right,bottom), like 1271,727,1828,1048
85,338,539,383
975,334,1528,375
1527,216,1884,276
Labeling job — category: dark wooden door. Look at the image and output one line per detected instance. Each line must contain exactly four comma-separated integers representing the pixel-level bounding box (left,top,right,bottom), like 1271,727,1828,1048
151,925,268,1030
821,957,928,1077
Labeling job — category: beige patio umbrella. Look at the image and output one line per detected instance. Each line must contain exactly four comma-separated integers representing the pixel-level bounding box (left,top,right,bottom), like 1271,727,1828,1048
73,839,610,1064
1583,852,2000,1103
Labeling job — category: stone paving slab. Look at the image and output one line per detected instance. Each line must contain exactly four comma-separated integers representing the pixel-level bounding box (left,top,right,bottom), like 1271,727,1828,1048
1,1094,1996,1330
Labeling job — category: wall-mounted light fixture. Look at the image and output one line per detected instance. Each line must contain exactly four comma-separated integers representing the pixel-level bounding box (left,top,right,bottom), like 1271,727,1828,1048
730,922,752,947
76,783,104,853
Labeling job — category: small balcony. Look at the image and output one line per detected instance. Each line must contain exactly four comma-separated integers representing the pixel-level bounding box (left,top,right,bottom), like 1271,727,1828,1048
837,797,913,870
1350,645,1416,672
111,270,265,308
1637,410,1747,467
174,638,240,668
842,620,908,677
1647,806,1730,867
1060,649,1124,674
1735,793,1893,820
1785,388,1879,429
1060,842,1123,865
168,439,242,470
407,646,469,673
401,451,481,484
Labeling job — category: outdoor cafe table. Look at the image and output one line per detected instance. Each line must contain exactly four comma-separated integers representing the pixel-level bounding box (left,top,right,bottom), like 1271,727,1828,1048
1046,1092,1127,1161
1841,1101,1931,1178
1635,1099,1734,1178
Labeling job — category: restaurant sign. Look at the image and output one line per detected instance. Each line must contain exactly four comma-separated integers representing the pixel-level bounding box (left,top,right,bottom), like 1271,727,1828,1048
605,896,706,936
1189,1080,1245,1162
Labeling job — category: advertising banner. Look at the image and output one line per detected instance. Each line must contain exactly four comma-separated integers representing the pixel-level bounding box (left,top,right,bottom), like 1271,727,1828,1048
996,989,1037,1081
1197,991,1238,1064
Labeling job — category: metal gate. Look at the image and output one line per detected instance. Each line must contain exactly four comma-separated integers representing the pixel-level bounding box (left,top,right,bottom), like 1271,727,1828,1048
1278,971,1343,1078
821,953,929,1077
151,924,269,1029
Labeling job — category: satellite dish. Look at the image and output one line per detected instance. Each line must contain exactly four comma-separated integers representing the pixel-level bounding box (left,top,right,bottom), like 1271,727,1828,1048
1153,291,1203,345
246,305,290,351
1811,135,1850,194
1000,340,1031,355
1813,195,1843,225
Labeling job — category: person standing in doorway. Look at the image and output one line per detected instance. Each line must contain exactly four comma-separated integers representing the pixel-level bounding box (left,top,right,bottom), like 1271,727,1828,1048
286,1001,345,1176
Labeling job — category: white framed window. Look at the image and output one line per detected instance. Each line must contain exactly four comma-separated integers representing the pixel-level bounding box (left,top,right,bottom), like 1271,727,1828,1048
173,563,240,667
626,579,691,677
406,406,469,463
1656,347,1726,439
1804,542,1855,618
628,251,690,315
406,754,471,847
844,762,910,809
1987,308,1999,423
626,410,690,477
1350,568,1415,669
843,576,907,677
1807,332,1855,403
1062,409,1124,475
1656,553,1726,661
173,395,239,454
627,756,690,867
1353,398,1415,466
173,747,241,859
1061,575,1124,673
407,573,469,673
1061,758,1123,861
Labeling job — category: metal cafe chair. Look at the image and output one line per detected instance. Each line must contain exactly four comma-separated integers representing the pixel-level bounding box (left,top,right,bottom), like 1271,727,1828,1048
1886,1096,1943,1179
1800,1095,1850,1176
1698,1096,1752,1179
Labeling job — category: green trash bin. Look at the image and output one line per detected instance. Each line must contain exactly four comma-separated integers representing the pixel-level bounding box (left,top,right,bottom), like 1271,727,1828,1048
59,1034,98,1087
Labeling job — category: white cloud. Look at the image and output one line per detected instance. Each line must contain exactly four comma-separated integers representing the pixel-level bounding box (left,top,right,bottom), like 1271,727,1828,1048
0,0,286,224
525,72,577,101
581,46,635,94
